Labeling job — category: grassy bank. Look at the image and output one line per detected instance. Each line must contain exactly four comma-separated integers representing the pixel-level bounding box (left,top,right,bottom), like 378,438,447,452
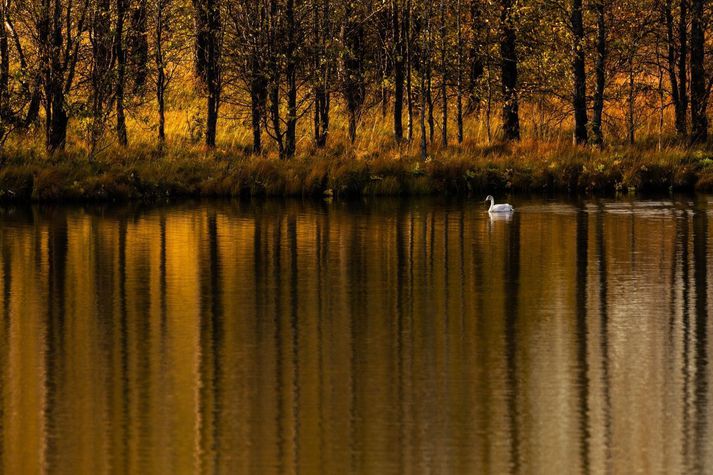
2,140,713,203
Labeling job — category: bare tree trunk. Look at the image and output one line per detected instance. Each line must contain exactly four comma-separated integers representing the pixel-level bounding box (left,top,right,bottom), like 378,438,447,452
157,78,165,142
500,0,519,141
313,0,329,147
571,0,588,145
91,0,112,153
469,0,484,110
486,65,493,143
0,2,8,113
43,0,70,151
425,0,434,145
343,0,365,143
250,55,265,153
128,0,149,93
194,0,222,148
690,0,706,143
285,0,297,157
405,0,413,142
381,50,388,118
267,0,284,156
243,0,266,153
657,40,665,150
440,0,447,147
313,1,322,146
393,0,404,142
420,74,427,159
678,0,688,136
456,0,463,143
628,56,635,145
0,0,10,142
155,0,167,143
420,16,428,160
591,0,605,146
116,0,129,146
269,81,283,156
663,0,683,136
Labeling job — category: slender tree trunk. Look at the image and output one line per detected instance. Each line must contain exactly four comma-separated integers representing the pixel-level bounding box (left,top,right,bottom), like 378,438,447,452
0,1,9,114
247,0,266,153
500,0,519,141
678,0,688,136
486,65,492,142
25,82,41,127
405,0,413,142
40,0,51,147
420,76,427,159
592,0,605,145
347,104,357,143
313,1,322,146
44,0,69,151
91,0,112,153
206,88,218,147
155,0,166,143
381,51,389,118
456,0,463,143
48,87,68,150
267,0,284,157
250,56,265,153
128,0,149,93
115,0,128,146
420,36,428,159
194,0,222,148
469,0,484,110
313,0,329,147
250,93,261,153
206,0,221,149
571,0,588,144
440,0,447,147
343,0,364,144
319,92,329,146
0,0,10,143
420,0,430,159
313,92,327,147
393,0,404,142
269,81,283,156
657,41,665,150
157,81,165,142
285,0,297,157
320,16,330,146
427,6,434,145
32,0,86,151
628,56,635,144
690,0,706,143
663,0,683,136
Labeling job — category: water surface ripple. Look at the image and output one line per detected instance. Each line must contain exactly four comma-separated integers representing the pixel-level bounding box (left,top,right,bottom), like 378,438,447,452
0,196,711,474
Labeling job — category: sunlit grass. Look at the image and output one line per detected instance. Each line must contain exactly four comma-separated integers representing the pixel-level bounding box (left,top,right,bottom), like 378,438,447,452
1,82,713,201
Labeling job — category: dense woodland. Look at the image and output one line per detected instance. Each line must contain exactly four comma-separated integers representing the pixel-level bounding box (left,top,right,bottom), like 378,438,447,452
1,0,713,159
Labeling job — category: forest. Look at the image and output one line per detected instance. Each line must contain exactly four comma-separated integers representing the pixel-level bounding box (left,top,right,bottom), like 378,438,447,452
2,0,713,199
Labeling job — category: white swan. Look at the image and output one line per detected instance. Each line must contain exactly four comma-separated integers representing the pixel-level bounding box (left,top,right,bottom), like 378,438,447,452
484,195,514,213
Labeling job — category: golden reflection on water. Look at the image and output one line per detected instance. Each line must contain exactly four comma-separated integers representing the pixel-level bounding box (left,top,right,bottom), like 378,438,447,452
0,197,711,474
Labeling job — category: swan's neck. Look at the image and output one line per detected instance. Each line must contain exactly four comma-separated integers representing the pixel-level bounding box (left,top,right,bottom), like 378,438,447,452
488,199,494,212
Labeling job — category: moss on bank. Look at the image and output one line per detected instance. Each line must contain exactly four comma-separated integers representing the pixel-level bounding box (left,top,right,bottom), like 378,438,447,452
2,143,713,203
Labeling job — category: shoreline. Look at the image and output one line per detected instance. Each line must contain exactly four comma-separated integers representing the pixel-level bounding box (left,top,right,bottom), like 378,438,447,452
2,148,713,203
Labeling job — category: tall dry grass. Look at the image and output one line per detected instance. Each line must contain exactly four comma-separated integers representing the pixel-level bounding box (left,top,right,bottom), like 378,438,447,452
1,82,713,202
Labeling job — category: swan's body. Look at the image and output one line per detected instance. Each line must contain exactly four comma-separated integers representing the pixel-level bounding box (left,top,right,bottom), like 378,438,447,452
484,195,514,213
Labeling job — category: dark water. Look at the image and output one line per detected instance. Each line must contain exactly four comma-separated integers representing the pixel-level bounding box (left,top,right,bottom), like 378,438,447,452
0,196,711,474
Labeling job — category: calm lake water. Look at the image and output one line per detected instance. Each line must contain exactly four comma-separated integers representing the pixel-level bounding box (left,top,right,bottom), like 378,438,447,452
0,196,711,474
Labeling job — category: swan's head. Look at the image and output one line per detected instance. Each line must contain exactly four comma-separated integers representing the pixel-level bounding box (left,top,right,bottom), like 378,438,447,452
484,195,494,203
